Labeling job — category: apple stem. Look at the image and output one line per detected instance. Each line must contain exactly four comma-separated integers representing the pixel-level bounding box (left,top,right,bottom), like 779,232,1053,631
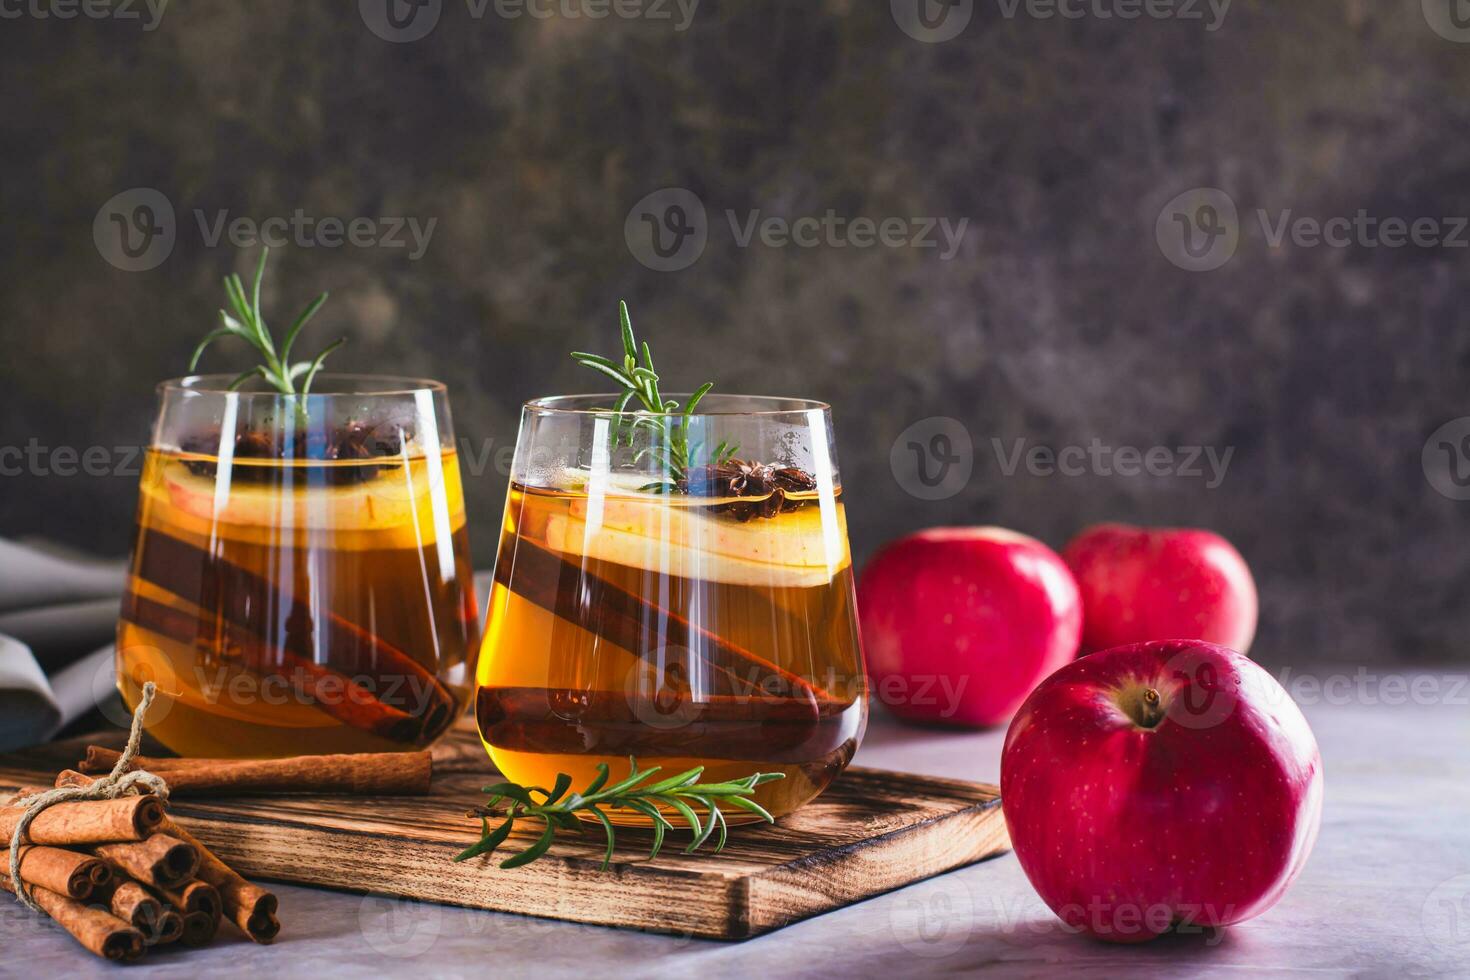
1140,687,1164,728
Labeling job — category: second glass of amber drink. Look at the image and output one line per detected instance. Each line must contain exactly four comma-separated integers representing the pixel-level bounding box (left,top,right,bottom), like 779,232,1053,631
117,375,479,757
477,394,867,823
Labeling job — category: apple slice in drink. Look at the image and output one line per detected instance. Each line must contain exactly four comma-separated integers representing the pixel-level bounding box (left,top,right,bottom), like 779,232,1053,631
156,460,418,531
567,494,843,569
545,511,841,588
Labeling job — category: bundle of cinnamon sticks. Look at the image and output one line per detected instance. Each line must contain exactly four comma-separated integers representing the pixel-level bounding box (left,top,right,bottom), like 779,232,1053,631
0,788,278,963
3,747,431,961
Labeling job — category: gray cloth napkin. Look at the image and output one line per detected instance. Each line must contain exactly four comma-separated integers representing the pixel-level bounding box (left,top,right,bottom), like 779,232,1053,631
0,539,127,751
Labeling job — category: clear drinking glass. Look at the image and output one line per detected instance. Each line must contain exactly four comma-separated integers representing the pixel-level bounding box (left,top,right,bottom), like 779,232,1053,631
476,394,868,823
116,374,479,757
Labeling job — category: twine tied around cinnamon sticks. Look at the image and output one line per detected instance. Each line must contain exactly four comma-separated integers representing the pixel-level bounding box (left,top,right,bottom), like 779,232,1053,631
7,682,170,912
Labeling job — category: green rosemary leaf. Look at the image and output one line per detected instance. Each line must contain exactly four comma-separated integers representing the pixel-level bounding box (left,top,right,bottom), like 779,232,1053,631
653,794,703,837
542,772,573,806
481,782,537,807
280,292,328,365
570,351,630,374
224,275,252,326
634,445,677,474
611,390,637,445
499,821,557,870
250,247,269,337
646,811,667,860
722,795,778,823
189,327,237,372
638,767,706,795
299,338,346,398
640,341,655,374
548,811,583,831
571,354,637,388
711,807,729,853
583,762,611,796
618,299,637,362
620,799,674,831
684,381,714,417
683,797,720,853
596,764,660,799
453,815,515,862
588,805,616,871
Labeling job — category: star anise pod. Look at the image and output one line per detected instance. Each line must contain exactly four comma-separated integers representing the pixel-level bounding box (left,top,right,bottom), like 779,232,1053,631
678,460,818,521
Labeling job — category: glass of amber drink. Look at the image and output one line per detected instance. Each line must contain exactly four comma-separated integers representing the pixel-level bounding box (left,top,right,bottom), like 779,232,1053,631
476,394,867,824
116,375,479,757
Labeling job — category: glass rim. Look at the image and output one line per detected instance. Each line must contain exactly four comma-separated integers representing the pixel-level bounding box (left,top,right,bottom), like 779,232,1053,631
524,393,831,418
158,373,448,398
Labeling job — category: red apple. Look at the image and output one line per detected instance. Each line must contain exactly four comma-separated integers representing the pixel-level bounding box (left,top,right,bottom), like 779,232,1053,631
857,527,1082,728
1063,523,1258,655
1001,639,1322,943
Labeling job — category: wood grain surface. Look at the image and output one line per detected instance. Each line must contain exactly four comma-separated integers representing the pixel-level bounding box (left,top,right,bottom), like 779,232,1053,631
0,720,1008,940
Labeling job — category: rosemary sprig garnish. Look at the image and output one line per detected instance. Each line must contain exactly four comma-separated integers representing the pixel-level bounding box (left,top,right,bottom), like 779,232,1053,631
189,247,344,397
571,301,738,491
453,756,785,870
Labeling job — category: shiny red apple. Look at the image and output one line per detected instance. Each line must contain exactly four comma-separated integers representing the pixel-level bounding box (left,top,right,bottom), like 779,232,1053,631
1062,523,1258,655
857,527,1082,728
1001,639,1322,943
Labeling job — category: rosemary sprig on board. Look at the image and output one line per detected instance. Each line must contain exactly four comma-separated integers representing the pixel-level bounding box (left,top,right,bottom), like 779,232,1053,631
453,756,785,870
571,301,739,490
189,247,344,396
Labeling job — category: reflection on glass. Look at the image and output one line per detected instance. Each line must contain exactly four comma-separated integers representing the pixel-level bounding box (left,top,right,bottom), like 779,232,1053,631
477,395,867,823
116,375,479,757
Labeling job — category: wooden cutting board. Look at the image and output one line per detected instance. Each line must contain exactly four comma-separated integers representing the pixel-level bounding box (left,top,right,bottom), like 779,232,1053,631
0,720,1008,940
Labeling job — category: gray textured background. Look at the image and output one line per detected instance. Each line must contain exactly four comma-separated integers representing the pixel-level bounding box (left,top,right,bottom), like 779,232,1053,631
1,0,1467,665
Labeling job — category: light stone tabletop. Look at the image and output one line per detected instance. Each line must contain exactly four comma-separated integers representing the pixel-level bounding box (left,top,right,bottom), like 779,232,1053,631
2,666,1466,978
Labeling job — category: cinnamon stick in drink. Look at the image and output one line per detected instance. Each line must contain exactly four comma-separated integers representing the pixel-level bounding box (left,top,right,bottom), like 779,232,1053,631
77,747,433,796
131,530,456,736
160,818,279,943
0,876,145,962
94,834,199,889
0,795,165,845
0,845,110,900
121,594,436,742
494,537,832,703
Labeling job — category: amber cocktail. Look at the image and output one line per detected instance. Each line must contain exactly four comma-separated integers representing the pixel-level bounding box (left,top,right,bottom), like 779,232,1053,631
476,394,867,823
117,375,479,757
